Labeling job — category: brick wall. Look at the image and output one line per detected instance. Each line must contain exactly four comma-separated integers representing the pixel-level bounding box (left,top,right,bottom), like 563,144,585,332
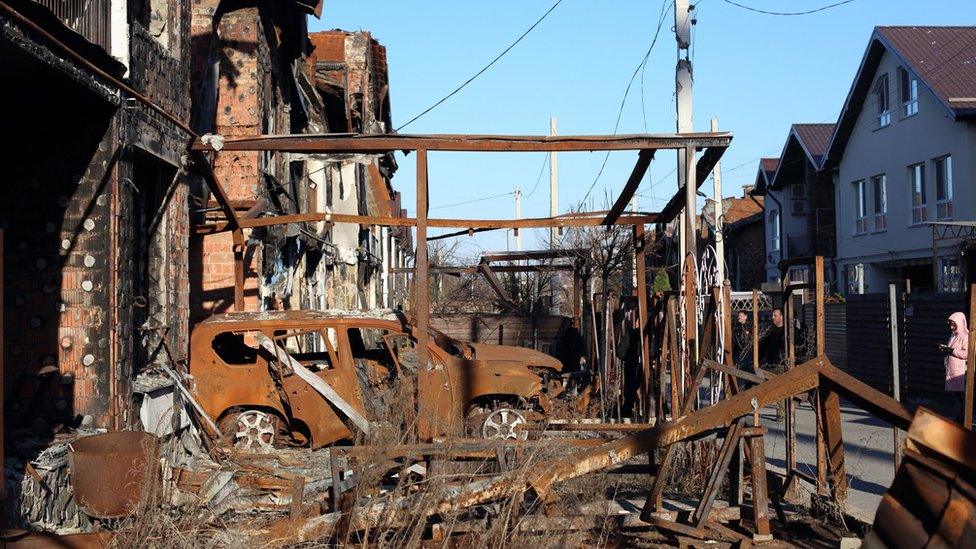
190,2,271,321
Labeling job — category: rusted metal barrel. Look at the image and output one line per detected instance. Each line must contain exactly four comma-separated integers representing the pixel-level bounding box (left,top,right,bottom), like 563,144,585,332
68,431,158,518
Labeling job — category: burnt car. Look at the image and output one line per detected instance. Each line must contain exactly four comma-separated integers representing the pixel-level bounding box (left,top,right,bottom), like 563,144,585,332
187,309,565,450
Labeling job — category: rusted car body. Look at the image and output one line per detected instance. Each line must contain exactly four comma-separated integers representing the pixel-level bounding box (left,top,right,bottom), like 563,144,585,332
188,309,564,448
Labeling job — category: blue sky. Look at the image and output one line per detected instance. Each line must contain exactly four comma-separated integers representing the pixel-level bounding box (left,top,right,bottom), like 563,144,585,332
310,1,975,258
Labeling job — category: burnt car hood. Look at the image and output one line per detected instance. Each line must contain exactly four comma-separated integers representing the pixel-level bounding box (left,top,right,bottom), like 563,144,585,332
467,343,563,371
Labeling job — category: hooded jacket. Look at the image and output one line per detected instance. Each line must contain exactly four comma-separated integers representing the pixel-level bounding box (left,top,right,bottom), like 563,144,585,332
945,311,969,392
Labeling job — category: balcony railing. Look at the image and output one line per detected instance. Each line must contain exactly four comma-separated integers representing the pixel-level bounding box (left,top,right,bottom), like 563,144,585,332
32,0,110,51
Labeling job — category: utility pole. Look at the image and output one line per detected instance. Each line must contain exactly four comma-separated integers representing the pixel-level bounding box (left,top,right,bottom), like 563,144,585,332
514,187,522,252
549,117,560,314
711,117,724,285
549,117,559,243
675,0,698,372
675,0,695,258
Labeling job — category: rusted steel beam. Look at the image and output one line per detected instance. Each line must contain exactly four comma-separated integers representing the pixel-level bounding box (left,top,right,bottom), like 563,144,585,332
414,150,433,440
635,223,651,420
481,249,586,262
203,212,657,233
657,146,727,224
693,419,746,528
191,132,733,154
701,358,769,385
747,432,772,539
390,265,574,275
602,150,655,226
819,362,913,431
477,260,515,306
232,229,245,311
816,385,847,502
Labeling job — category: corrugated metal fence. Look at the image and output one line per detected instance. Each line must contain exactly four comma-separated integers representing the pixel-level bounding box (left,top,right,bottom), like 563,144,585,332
808,292,965,414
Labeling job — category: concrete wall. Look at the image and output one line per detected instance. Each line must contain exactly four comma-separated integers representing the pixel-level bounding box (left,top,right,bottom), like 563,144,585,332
835,49,976,294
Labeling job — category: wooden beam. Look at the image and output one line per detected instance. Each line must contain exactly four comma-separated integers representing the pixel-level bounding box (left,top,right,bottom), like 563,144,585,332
602,150,655,226
191,132,733,154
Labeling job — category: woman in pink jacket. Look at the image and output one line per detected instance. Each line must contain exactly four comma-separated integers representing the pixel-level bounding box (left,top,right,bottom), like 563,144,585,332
940,311,969,421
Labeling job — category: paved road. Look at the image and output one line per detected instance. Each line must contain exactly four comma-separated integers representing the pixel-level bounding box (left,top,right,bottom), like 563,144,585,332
762,400,899,523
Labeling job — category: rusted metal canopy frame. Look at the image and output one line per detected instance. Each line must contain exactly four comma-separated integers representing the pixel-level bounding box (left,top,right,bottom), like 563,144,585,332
190,132,729,442
390,265,575,275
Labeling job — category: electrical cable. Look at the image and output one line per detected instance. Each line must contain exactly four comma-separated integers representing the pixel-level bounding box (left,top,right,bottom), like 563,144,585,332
395,0,564,131
579,0,673,206
719,0,856,16
524,153,550,199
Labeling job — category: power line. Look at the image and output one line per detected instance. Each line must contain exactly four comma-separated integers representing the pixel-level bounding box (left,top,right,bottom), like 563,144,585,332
579,0,673,206
430,192,513,211
395,0,564,131
719,0,856,16
523,152,550,199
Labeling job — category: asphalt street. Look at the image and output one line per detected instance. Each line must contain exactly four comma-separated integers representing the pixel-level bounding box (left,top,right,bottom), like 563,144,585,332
762,400,899,523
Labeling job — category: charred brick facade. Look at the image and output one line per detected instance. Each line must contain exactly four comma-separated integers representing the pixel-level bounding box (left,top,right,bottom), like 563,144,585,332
0,0,191,430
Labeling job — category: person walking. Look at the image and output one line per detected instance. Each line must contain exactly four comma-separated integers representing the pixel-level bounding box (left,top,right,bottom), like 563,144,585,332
940,311,969,423
732,310,753,371
760,307,787,420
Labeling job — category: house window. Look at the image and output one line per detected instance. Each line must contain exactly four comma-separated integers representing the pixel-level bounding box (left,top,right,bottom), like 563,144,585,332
770,210,780,252
872,174,887,231
791,198,807,216
899,67,918,117
791,183,805,198
874,74,891,128
853,180,867,235
940,256,962,293
936,155,953,220
909,162,927,224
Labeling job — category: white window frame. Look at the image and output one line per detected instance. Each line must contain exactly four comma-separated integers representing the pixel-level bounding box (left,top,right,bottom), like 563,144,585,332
899,67,919,117
936,155,953,220
770,209,781,252
909,162,927,224
875,74,891,128
871,174,887,231
853,180,867,235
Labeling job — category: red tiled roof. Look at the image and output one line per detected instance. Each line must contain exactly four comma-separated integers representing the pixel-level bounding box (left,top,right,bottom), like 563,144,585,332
791,123,834,165
760,157,780,176
878,26,976,113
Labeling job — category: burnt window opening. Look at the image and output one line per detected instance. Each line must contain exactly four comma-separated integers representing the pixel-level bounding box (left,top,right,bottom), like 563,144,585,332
212,332,259,365
338,167,345,201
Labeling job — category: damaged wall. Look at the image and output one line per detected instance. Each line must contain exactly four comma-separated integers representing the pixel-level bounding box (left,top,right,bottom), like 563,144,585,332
0,0,191,429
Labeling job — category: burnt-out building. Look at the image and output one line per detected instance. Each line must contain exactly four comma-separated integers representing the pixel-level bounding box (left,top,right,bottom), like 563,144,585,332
190,19,411,317
0,0,191,432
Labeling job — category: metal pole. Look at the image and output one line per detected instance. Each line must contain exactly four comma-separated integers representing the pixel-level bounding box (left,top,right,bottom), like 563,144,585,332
711,117,724,286
889,282,901,469
549,117,559,243
415,150,432,439
965,283,976,430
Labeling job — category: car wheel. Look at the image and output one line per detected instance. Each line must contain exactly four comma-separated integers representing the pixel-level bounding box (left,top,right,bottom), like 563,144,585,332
231,409,277,452
481,408,528,440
